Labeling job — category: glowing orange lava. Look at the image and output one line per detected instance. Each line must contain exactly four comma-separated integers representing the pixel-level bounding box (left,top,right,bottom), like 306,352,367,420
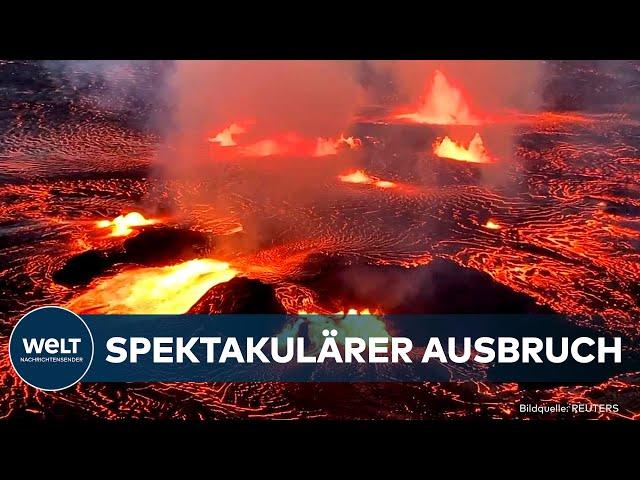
338,170,373,184
395,70,480,125
208,123,246,146
207,121,361,159
433,133,494,164
96,212,159,237
484,220,501,230
338,170,397,189
313,134,362,157
241,139,287,157
297,308,381,315
67,259,238,314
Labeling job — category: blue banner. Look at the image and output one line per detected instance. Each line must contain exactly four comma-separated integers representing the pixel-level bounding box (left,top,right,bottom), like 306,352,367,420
76,313,636,383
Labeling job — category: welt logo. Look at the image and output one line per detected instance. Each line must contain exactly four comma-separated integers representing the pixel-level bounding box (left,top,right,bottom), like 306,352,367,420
22,338,82,356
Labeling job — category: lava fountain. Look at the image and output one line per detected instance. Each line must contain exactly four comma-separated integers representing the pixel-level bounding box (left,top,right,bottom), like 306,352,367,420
67,259,238,314
395,70,480,125
207,121,361,159
208,123,246,146
433,133,494,164
313,134,362,157
96,212,160,237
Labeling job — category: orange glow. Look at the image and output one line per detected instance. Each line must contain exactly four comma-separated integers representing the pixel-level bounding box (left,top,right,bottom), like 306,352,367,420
396,70,480,125
338,170,397,189
298,308,380,316
67,259,238,314
339,308,377,315
236,133,361,158
238,132,312,157
484,220,501,230
96,212,159,237
433,133,493,164
339,170,373,184
295,308,389,344
338,134,361,149
208,123,246,146
313,134,361,157
207,121,361,159
241,139,287,157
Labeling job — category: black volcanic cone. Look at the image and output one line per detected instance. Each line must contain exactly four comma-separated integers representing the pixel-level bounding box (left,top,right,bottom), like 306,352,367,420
53,227,244,287
293,253,550,314
188,277,286,314
291,254,640,384
52,249,116,287
121,227,209,266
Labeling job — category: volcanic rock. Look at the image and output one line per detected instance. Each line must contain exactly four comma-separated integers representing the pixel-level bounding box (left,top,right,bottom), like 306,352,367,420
295,253,550,314
52,249,116,287
122,227,209,266
52,227,228,287
188,277,286,314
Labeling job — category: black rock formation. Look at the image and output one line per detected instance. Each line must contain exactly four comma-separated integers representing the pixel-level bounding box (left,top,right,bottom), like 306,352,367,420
53,227,219,286
294,253,550,314
188,277,286,314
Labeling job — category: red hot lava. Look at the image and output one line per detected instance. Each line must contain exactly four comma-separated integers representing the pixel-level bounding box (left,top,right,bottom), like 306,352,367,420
96,212,160,237
395,70,481,125
338,169,397,189
208,123,247,146
433,133,494,164
208,122,361,158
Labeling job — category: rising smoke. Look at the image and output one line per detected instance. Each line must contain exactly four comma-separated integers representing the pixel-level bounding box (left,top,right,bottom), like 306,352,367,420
43,60,547,249
147,60,547,248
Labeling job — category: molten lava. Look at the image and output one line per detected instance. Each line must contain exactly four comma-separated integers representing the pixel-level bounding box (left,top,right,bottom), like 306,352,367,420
298,308,381,316
484,220,501,230
208,123,246,146
241,139,287,157
66,259,238,314
395,70,480,125
338,170,372,184
338,170,396,189
433,133,494,164
313,134,362,157
96,212,159,237
206,121,361,159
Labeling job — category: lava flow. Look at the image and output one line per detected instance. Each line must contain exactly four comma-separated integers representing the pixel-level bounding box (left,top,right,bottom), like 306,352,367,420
314,135,362,157
395,70,481,125
96,211,159,237
207,121,361,158
208,123,246,146
338,170,397,188
240,133,361,158
66,259,238,314
433,133,494,164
